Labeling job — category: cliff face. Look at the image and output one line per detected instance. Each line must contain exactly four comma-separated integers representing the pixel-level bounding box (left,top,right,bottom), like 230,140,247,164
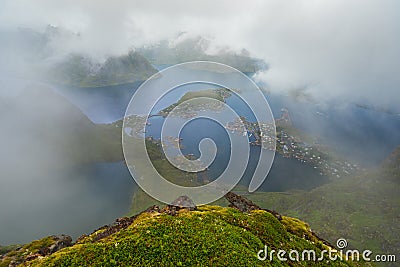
1,194,367,267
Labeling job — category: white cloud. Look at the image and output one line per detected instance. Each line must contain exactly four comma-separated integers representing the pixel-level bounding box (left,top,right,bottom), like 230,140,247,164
0,0,399,106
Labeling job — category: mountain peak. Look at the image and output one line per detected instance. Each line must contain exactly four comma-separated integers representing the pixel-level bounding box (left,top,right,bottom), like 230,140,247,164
1,193,366,266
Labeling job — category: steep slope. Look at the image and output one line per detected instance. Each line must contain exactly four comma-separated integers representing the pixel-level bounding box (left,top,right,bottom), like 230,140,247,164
244,147,400,259
1,194,366,267
0,86,122,166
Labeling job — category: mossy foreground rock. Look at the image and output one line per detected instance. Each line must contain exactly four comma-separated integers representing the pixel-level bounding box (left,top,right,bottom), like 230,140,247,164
0,235,71,267
2,198,368,266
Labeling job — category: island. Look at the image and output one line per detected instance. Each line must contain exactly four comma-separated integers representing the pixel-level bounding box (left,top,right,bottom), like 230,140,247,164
159,88,232,118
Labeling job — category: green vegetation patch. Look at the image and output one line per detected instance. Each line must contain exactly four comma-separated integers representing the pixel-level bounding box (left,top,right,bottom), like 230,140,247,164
1,236,58,267
24,207,358,267
159,88,230,116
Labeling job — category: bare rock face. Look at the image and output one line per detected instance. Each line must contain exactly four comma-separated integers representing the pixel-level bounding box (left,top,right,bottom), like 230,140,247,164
92,216,137,242
42,235,72,255
160,195,197,216
224,192,283,220
144,205,161,213
6,235,73,266
224,192,261,213
171,195,196,209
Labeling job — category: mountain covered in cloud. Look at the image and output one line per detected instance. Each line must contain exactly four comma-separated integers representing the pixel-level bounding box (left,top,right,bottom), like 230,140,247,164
49,50,156,87
0,26,157,87
0,27,266,88
138,34,266,73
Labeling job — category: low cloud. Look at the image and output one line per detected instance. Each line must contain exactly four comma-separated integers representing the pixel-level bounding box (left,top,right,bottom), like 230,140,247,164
1,0,399,107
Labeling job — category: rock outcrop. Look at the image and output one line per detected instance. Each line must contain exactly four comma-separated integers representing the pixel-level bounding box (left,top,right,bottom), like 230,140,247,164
2,235,72,267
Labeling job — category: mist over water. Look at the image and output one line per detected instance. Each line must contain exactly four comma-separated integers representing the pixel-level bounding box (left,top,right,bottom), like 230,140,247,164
1,64,399,245
0,78,135,244
57,66,400,165
53,81,143,124
0,161,134,245
265,94,400,164
0,1,399,247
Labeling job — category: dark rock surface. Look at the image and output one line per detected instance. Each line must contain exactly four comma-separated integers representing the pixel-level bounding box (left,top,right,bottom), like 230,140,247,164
41,235,72,255
171,195,196,209
5,235,73,266
225,192,283,220
224,192,261,213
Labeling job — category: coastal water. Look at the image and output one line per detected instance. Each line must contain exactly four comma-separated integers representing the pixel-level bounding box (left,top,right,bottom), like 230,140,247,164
0,161,135,244
1,69,400,244
144,90,328,191
53,81,143,123
53,71,400,165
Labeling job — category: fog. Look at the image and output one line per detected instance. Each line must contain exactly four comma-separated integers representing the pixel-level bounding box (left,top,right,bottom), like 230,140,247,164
0,79,135,244
0,0,399,245
1,0,399,107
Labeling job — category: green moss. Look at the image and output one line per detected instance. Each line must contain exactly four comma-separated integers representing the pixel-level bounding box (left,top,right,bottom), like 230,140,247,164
22,236,55,253
24,207,360,267
0,244,20,255
0,258,12,267
0,236,59,267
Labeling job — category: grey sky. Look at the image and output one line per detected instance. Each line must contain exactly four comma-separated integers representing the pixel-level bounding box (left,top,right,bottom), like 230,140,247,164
0,0,399,104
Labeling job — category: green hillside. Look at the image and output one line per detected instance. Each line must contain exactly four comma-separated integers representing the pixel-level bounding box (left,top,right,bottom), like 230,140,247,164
159,88,230,117
243,147,400,260
1,87,123,165
1,194,368,267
